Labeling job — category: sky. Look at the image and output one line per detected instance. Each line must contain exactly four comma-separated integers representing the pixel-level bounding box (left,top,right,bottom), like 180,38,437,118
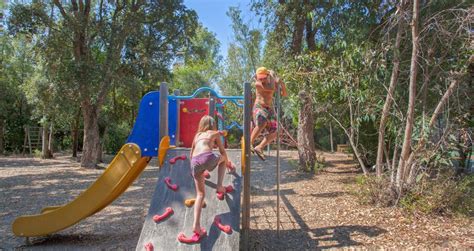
183,0,261,59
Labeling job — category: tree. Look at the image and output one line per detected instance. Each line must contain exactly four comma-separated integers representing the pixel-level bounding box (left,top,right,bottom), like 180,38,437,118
253,0,389,171
172,25,222,94
9,0,198,167
0,33,33,154
375,0,407,176
220,6,263,96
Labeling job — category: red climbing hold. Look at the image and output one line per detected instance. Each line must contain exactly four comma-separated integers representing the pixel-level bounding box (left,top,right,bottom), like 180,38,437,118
177,228,207,244
225,185,234,193
153,207,174,223
203,170,210,179
169,154,187,164
164,177,178,191
214,216,232,234
144,242,154,251
216,185,234,200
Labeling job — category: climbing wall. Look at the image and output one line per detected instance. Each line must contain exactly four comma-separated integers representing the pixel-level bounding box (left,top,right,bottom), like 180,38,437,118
136,149,242,251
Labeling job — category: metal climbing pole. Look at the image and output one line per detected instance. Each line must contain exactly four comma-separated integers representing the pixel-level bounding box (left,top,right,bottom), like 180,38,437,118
276,80,281,238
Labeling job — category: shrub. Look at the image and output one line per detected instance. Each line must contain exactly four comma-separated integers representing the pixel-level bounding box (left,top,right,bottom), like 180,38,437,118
354,175,396,207
104,122,131,154
401,173,473,216
354,171,473,217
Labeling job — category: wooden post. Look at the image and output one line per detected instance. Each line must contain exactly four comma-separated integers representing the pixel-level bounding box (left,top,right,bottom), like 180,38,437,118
27,126,32,154
208,94,215,116
48,123,53,156
174,90,181,146
242,82,252,250
159,83,169,142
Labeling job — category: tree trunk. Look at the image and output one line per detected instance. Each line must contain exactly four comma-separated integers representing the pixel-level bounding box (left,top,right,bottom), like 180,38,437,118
347,132,369,175
41,120,53,159
72,108,81,158
297,90,316,171
390,128,402,187
0,119,4,155
291,5,305,55
421,48,434,115
329,113,369,175
48,123,54,157
406,77,462,184
81,102,101,168
397,0,420,189
329,123,334,153
376,0,405,177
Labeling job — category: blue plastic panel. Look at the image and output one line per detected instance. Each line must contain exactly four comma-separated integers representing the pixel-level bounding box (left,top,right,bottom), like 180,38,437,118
168,98,178,146
127,91,160,157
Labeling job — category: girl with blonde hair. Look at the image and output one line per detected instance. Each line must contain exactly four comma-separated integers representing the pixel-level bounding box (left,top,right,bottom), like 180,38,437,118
178,115,230,243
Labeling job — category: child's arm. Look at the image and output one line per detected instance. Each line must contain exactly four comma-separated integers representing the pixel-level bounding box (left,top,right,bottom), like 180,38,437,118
214,132,229,164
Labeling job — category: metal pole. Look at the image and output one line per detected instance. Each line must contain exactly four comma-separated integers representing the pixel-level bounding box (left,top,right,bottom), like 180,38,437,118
242,82,252,250
159,83,169,142
276,80,281,238
209,94,216,117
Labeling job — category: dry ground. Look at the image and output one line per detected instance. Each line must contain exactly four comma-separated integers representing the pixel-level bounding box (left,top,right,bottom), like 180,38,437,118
0,151,472,250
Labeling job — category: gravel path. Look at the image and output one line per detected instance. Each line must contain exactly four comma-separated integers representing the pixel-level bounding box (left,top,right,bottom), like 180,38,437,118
248,151,473,250
1,151,473,250
1,154,160,250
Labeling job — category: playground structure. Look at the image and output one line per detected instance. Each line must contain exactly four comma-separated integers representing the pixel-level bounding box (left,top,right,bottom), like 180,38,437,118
11,82,257,250
22,126,42,154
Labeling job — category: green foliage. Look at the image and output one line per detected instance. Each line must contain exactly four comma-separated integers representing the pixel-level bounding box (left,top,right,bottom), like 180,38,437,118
313,161,325,174
0,33,34,152
219,6,263,95
171,25,222,94
103,122,131,155
33,149,42,158
6,0,201,160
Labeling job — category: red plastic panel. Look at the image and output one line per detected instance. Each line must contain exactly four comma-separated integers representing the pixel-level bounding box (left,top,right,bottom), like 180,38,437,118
179,98,209,147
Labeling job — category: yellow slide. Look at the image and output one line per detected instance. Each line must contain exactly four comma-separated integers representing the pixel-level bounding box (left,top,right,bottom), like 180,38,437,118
12,143,150,237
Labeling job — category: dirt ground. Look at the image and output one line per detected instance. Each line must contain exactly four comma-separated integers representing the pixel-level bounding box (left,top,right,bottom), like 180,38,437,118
0,151,473,250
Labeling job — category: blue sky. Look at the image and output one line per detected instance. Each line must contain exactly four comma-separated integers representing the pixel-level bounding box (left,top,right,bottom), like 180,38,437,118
183,0,261,58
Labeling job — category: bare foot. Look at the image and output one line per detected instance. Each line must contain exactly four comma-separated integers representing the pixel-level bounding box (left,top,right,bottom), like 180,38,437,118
253,147,266,161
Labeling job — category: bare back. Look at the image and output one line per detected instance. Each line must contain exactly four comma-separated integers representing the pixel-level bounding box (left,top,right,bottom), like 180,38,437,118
191,130,226,158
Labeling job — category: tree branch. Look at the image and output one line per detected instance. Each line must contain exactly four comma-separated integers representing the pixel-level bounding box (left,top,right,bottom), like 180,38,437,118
53,0,70,20
405,73,465,184
329,113,368,175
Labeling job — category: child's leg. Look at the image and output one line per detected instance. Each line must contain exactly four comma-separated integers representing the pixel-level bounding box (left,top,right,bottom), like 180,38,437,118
192,173,205,233
216,156,226,193
256,131,277,150
250,121,267,147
